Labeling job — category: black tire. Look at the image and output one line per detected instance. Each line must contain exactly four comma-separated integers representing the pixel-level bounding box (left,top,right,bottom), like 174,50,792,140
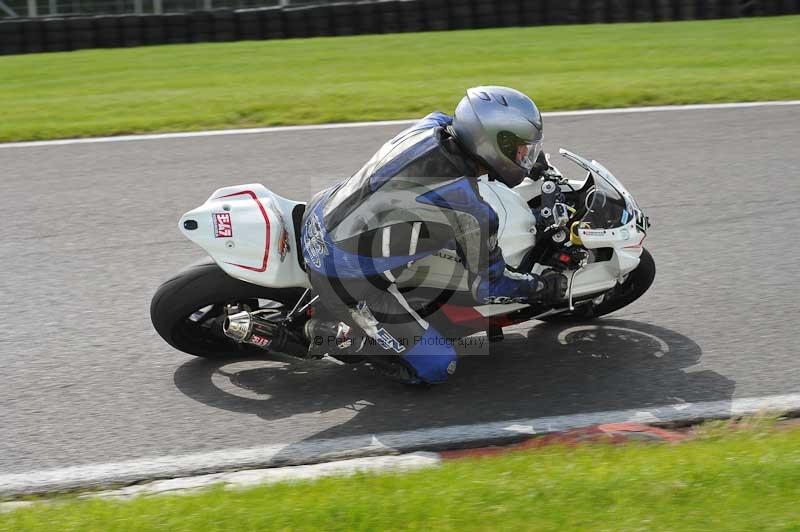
541,247,655,323
150,258,304,358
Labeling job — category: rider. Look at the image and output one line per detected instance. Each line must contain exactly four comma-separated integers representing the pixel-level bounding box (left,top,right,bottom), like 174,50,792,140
301,86,567,384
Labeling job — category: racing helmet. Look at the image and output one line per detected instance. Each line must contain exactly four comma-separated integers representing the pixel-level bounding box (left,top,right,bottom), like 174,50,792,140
452,86,543,187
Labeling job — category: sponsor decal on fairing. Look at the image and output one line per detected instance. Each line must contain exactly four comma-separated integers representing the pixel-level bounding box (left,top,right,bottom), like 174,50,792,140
213,212,233,238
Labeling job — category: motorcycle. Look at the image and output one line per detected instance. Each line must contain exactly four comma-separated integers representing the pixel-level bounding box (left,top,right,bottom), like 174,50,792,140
150,149,654,367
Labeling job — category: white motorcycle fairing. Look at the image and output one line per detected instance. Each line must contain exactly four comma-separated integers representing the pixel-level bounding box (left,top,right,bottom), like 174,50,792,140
397,150,646,316
179,184,311,289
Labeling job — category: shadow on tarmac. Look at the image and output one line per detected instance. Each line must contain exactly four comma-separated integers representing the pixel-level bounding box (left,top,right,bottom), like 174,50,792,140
173,319,736,440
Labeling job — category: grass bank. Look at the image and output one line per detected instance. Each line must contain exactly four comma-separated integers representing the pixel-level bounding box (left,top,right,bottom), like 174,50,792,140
3,420,800,530
0,16,798,142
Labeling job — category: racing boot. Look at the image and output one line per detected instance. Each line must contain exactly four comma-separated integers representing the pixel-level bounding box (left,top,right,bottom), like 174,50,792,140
365,355,422,385
304,319,366,361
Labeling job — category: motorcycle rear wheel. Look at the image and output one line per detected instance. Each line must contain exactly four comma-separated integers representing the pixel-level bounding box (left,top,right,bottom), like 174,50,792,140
540,247,655,323
150,259,305,358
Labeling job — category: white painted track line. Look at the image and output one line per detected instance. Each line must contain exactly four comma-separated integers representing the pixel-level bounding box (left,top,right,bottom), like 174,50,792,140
2,392,799,497
2,100,799,150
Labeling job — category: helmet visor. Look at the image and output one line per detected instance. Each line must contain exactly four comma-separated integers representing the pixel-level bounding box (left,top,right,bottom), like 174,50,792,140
497,130,543,171
515,140,543,171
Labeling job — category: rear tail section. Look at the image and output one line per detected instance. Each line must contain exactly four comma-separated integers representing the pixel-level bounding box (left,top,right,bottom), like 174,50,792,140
178,184,310,289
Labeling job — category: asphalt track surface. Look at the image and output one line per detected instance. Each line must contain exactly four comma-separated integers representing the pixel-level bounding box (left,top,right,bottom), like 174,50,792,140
1,105,799,475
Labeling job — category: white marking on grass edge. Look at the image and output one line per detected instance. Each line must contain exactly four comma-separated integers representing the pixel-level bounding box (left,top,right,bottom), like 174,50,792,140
2,100,799,149
1,392,799,497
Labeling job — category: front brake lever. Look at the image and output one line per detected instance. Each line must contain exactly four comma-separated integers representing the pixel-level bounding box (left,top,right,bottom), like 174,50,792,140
568,269,578,311
566,251,590,311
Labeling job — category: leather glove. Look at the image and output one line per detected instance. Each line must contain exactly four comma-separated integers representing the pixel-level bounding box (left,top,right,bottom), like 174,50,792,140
528,151,549,181
530,270,568,305
529,152,562,181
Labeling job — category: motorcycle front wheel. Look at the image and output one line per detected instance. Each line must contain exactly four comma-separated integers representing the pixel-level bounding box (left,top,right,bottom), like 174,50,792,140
150,258,305,358
540,247,655,323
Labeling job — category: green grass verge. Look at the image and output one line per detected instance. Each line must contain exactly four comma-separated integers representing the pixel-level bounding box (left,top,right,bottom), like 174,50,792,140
3,420,800,531
0,16,798,142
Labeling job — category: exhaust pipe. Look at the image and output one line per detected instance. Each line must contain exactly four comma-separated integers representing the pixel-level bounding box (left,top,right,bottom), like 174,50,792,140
223,311,273,348
222,310,307,354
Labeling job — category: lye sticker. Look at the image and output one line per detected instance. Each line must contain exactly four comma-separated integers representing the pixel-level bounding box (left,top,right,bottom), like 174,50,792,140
213,212,233,238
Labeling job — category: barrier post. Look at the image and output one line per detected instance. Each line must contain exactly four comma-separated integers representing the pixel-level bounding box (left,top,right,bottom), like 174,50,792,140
27,0,37,17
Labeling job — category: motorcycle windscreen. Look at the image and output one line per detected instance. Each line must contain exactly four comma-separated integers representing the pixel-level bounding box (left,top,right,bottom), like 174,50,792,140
580,175,635,229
